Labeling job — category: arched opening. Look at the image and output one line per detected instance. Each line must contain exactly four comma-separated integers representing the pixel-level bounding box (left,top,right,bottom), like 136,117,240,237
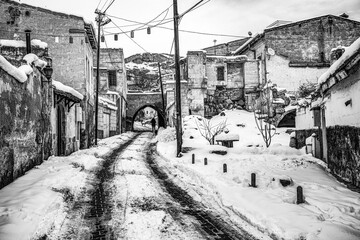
277,109,296,128
131,104,166,132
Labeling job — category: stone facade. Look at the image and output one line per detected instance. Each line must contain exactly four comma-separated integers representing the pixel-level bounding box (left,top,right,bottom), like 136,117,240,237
203,38,250,56
234,15,360,92
179,51,260,117
94,48,127,135
126,92,167,130
0,48,52,189
0,0,97,148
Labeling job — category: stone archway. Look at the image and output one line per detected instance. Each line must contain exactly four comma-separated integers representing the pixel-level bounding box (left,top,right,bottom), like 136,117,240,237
131,104,166,131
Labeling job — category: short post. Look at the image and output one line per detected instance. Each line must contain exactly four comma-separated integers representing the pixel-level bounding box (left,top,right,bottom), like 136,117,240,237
250,173,256,187
204,157,207,165
296,186,304,204
192,154,195,164
223,163,227,173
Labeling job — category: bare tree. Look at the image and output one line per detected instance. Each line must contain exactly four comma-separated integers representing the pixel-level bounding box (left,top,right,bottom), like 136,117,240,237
196,118,227,145
253,83,276,148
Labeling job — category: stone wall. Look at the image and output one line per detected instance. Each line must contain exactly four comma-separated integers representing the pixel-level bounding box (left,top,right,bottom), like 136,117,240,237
0,57,52,189
202,38,250,56
327,125,360,187
1,0,96,149
264,15,360,64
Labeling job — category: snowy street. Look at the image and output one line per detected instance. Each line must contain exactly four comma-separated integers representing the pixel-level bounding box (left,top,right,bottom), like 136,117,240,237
0,110,360,240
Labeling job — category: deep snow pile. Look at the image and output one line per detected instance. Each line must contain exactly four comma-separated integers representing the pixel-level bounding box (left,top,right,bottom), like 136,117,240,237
156,110,360,240
0,133,135,240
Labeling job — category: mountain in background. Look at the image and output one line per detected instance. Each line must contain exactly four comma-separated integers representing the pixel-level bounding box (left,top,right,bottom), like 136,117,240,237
125,53,174,92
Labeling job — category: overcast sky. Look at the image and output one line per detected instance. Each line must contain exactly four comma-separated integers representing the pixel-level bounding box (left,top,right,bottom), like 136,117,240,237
19,0,360,57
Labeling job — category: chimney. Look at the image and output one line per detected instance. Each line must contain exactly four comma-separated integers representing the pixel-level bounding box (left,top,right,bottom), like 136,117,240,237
330,46,346,64
25,30,31,54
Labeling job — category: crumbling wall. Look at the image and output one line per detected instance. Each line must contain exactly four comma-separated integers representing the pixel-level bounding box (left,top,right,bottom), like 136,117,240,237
327,126,360,187
0,58,52,189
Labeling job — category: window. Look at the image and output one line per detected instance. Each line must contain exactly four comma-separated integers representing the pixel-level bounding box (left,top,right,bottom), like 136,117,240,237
217,66,225,81
69,36,73,43
108,70,117,87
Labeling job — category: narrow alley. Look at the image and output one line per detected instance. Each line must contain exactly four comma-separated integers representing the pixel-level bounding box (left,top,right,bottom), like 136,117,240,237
57,133,266,240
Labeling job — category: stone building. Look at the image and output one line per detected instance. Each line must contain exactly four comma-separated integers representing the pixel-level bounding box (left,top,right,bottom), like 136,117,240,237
202,38,250,56
233,14,360,93
94,48,127,137
0,41,52,188
0,0,97,148
295,37,360,187
178,50,259,118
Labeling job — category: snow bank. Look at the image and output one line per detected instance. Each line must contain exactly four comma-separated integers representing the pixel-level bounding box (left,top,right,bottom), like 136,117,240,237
156,110,360,240
0,133,135,240
52,80,83,100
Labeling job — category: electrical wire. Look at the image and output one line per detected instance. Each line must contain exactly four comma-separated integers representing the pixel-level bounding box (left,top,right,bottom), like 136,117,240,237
109,20,149,53
100,0,109,12
103,0,116,14
96,0,103,10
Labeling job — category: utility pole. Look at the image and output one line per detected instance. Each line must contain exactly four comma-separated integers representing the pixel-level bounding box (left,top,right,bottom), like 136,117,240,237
158,62,166,114
173,0,182,157
94,9,110,145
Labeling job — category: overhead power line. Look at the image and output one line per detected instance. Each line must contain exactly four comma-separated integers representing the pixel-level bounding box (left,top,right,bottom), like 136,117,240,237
109,20,149,53
104,14,247,38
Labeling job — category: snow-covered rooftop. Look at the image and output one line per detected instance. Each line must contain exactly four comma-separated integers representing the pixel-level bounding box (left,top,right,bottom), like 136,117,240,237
52,80,83,100
0,39,48,49
99,96,117,111
318,37,360,87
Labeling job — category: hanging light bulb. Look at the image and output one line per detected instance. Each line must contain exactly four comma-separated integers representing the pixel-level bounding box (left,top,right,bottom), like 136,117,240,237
147,27,151,34
131,30,134,38
114,34,118,41
101,35,105,42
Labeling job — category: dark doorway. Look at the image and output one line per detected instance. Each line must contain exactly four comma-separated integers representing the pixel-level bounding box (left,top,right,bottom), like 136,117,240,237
57,105,66,155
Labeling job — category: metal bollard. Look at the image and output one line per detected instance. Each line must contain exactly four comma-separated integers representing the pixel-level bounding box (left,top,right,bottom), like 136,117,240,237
251,173,256,187
223,163,227,173
204,157,207,165
192,154,195,164
296,186,304,204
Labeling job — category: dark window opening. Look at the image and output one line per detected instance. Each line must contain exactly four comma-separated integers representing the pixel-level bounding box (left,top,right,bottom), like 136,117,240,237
108,70,117,87
217,66,225,81
69,36,73,43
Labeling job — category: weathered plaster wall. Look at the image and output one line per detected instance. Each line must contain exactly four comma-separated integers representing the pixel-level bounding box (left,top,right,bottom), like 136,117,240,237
324,69,360,127
267,55,328,92
0,60,52,189
295,107,315,130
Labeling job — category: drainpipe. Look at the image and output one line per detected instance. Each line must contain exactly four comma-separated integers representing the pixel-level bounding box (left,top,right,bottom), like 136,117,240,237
25,30,31,54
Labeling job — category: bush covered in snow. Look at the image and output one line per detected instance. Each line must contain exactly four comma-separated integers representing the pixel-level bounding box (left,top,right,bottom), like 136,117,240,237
156,127,176,142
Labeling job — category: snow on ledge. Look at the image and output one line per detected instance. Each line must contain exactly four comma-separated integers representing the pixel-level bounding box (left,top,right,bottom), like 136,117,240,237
52,80,83,100
318,37,360,85
0,39,48,49
0,55,27,83
23,53,47,69
99,97,117,111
